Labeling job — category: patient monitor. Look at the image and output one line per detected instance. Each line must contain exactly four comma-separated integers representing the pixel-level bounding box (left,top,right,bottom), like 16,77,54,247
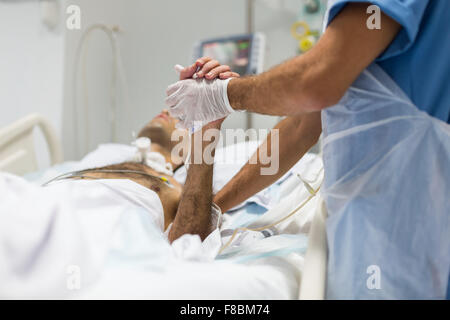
192,33,266,76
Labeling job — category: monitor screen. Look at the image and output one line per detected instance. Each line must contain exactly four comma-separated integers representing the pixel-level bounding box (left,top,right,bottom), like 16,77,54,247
200,38,251,76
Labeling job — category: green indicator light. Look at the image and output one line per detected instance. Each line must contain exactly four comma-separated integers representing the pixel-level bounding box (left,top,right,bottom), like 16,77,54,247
238,42,249,49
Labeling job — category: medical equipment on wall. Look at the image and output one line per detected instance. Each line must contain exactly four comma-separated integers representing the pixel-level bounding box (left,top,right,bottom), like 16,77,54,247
131,137,174,176
39,0,60,30
291,0,327,53
193,33,266,77
73,24,130,157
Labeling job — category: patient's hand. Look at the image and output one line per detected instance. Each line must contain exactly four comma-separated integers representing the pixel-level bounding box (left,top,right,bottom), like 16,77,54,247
202,117,224,131
179,56,240,81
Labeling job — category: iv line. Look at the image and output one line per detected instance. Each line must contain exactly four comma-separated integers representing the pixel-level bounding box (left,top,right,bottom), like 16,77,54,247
41,169,174,188
218,167,324,255
73,24,130,157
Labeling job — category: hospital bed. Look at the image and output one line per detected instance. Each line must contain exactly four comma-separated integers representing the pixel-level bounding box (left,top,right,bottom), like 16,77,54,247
0,113,63,175
0,114,328,300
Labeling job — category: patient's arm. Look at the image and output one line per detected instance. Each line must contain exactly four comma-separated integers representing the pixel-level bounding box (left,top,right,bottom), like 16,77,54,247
168,120,223,243
214,112,321,212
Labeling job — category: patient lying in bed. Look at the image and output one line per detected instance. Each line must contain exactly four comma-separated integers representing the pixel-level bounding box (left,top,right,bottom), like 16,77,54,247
0,109,322,299
0,60,322,298
0,111,233,297
66,109,188,232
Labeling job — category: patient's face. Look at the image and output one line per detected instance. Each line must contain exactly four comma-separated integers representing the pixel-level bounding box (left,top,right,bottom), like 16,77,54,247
138,109,187,151
150,109,179,133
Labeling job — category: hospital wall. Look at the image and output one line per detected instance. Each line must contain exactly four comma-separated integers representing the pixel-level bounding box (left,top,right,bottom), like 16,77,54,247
0,0,305,165
0,0,65,168
62,0,302,160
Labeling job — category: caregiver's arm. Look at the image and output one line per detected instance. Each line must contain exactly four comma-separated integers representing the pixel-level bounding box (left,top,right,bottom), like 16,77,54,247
168,120,222,243
214,112,321,213
228,3,400,115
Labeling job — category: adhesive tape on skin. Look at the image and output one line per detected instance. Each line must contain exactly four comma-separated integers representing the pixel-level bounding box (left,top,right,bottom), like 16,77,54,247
145,152,174,176
146,152,166,165
175,64,199,79
130,138,173,176
174,64,184,73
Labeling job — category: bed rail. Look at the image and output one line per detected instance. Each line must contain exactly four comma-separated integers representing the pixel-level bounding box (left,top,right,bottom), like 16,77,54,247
0,113,63,175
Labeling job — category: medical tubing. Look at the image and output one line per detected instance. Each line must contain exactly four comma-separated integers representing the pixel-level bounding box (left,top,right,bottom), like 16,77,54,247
41,169,173,187
73,24,126,156
218,172,323,255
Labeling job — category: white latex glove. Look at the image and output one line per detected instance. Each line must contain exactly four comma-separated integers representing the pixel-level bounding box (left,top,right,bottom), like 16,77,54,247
165,77,234,131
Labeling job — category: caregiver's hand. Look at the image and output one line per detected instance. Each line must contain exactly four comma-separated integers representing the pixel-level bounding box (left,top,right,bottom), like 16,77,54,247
167,58,240,130
165,77,233,130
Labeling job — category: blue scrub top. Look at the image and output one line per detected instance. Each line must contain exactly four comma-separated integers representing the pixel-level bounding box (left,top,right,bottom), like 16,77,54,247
325,0,450,123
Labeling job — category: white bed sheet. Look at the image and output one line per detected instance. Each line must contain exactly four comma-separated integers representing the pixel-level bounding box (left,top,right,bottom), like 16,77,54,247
7,142,322,299
0,172,305,299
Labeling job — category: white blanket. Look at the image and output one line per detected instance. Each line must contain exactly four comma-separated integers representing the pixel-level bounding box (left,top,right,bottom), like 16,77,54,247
1,142,322,299
0,173,167,298
0,173,302,299
76,141,275,210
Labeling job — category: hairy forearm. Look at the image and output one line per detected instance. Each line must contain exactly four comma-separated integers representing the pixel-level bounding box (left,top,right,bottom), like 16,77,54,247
168,125,220,243
168,162,213,242
228,51,330,115
214,112,322,212
228,3,400,116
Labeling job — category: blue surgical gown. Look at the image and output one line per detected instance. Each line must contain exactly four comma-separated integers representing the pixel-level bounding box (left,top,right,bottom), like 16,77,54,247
325,0,450,123
322,0,450,299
